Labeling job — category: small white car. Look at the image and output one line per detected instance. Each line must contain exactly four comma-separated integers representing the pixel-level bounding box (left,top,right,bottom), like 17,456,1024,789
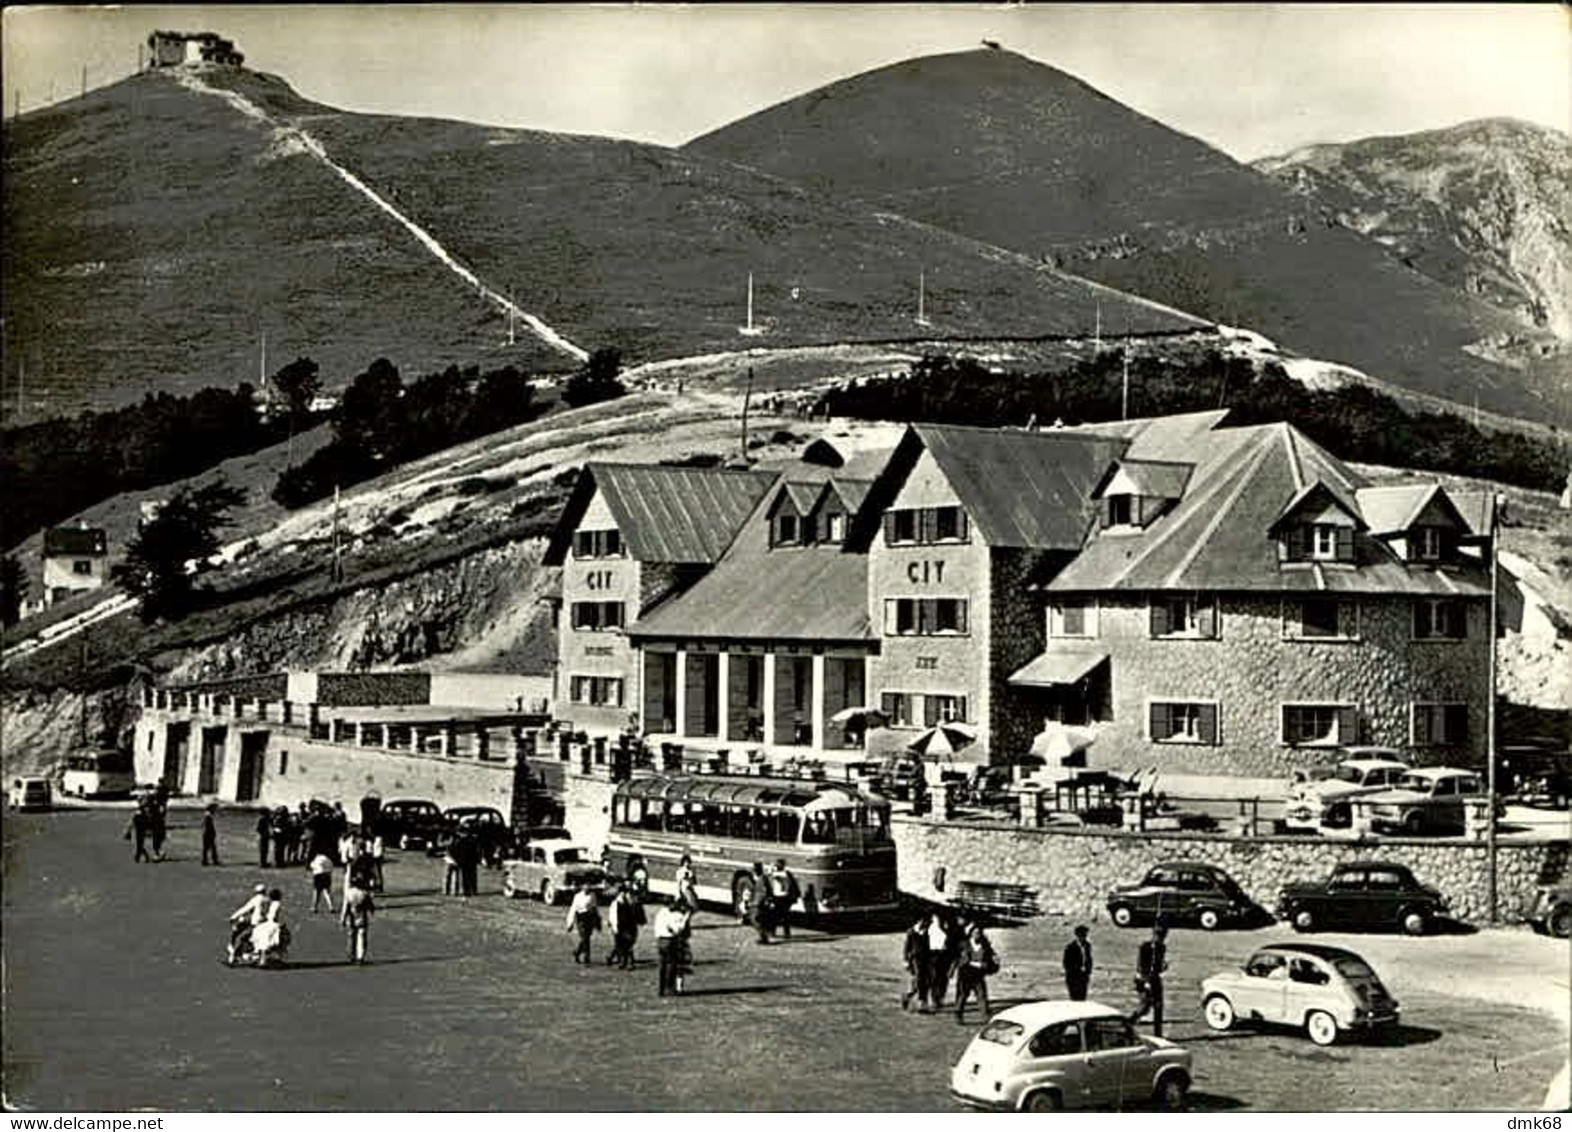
1360,767,1485,836
950,1001,1192,1112
1284,751,1409,832
502,842,607,905
1201,943,1399,1046
8,776,52,811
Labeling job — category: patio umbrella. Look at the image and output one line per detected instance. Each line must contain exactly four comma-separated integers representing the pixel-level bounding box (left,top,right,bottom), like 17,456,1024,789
907,722,978,759
1030,724,1098,765
830,706,889,728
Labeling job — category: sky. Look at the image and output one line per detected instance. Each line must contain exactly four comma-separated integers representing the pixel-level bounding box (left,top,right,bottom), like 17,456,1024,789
1,3,1567,160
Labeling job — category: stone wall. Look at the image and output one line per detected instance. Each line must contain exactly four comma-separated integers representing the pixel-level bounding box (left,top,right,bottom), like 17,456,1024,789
258,732,514,813
893,816,1566,925
316,671,432,707
1075,593,1491,778
989,548,1064,760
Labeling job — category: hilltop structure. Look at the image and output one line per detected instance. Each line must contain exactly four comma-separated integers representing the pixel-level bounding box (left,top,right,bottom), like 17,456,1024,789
41,524,108,608
146,31,244,69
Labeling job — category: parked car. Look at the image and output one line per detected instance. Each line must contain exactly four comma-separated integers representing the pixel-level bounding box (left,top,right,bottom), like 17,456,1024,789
434,806,512,864
376,799,447,850
1276,860,1448,936
950,1000,1192,1112
8,776,52,811
502,842,607,905
1527,883,1572,939
1283,750,1409,832
1359,767,1485,836
1105,861,1256,930
1501,743,1572,810
1201,943,1400,1046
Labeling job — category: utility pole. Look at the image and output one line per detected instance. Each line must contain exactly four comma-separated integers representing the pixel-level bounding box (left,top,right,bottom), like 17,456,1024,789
740,366,754,460
1486,492,1501,922
81,64,88,99
78,637,89,747
1094,303,1102,354
331,485,343,584
1121,352,1130,421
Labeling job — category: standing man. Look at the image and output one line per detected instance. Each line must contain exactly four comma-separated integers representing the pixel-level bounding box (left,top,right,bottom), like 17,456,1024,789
341,881,374,965
954,922,998,1024
1130,922,1170,1036
255,809,271,868
1063,924,1094,1001
127,806,151,863
606,882,645,970
925,910,955,1011
309,850,336,914
201,803,221,866
653,898,691,997
148,801,168,861
565,883,601,964
768,859,800,940
901,913,932,1012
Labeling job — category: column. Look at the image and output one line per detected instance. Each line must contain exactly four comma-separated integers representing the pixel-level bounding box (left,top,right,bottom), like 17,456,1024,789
761,654,777,748
716,650,733,741
811,653,827,751
673,648,688,738
444,721,459,757
476,725,491,761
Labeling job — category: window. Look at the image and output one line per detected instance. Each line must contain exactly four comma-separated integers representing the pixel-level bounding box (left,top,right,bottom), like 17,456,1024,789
1107,495,1133,527
1311,524,1340,560
572,529,621,559
1411,703,1468,746
924,695,968,725
1028,1022,1082,1058
72,559,94,575
1246,953,1289,979
1149,596,1218,639
278,750,289,776
932,506,968,542
569,675,625,707
886,509,918,545
1283,524,1354,563
1283,598,1359,640
880,692,916,728
823,512,845,543
1413,599,1466,640
882,507,968,545
1282,703,1357,747
1148,700,1219,745
1049,599,1097,639
1084,1018,1139,1051
570,601,625,631
1413,525,1445,561
773,513,800,547
884,597,968,636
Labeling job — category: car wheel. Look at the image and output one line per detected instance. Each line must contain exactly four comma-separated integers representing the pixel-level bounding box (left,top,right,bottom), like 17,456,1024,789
1548,903,1572,939
1306,1010,1339,1047
1153,1072,1189,1112
1111,904,1135,928
1291,908,1315,933
732,873,757,921
1197,908,1221,931
502,872,518,899
1403,811,1426,837
1203,994,1236,1032
540,878,558,905
1400,909,1430,936
1023,1090,1063,1112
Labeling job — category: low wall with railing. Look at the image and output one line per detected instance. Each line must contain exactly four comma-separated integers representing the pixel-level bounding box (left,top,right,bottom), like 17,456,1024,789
892,816,1568,926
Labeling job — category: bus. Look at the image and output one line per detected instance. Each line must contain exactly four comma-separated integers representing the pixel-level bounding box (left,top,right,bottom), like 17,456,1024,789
60,748,136,799
603,773,899,919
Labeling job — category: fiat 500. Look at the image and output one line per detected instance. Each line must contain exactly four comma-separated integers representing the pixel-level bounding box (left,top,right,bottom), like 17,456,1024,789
950,1001,1192,1112
1201,942,1399,1046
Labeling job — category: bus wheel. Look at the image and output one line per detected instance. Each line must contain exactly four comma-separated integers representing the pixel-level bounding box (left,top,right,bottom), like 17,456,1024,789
732,874,757,921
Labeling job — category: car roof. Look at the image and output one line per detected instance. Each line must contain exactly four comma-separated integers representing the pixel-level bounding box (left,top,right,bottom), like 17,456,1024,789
533,842,595,856
988,1000,1129,1031
1255,942,1368,964
1339,758,1409,771
1338,859,1416,872
1152,860,1229,874
385,798,439,807
446,806,502,816
1400,766,1476,779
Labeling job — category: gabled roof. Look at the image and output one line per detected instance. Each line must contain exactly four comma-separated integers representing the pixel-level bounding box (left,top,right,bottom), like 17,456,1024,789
1354,483,1476,537
821,478,872,515
44,527,107,556
1447,490,1497,539
1093,459,1194,501
1268,480,1367,536
854,424,1131,551
778,481,823,515
1048,422,1491,596
544,463,775,566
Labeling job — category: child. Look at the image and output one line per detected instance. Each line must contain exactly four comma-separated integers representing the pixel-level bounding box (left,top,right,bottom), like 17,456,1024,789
309,851,335,913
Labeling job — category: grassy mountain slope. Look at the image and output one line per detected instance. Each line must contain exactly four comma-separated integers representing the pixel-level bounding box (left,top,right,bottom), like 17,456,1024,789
688,49,1568,424
1256,118,1572,340
2,65,1202,424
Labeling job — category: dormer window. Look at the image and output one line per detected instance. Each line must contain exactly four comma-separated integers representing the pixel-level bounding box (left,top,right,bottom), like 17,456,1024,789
1413,525,1445,562
824,512,845,543
773,513,801,547
1282,523,1354,564
1107,495,1133,527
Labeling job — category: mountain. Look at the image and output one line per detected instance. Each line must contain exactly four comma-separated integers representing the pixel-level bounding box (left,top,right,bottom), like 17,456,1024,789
1,65,1203,423
1255,118,1572,340
688,49,1569,424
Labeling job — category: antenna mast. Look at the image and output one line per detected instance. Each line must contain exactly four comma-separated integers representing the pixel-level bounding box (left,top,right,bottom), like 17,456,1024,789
1094,303,1102,354
1121,353,1130,421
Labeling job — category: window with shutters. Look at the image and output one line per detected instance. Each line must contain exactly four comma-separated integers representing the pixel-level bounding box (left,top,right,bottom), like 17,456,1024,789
1411,702,1468,746
1149,596,1219,639
883,506,968,545
923,694,968,725
1283,598,1359,641
1147,700,1219,745
1049,599,1097,639
932,506,969,543
886,509,919,545
1412,526,1445,562
1413,599,1467,640
570,675,625,707
572,529,622,559
880,691,917,728
1282,523,1353,564
1281,703,1358,747
884,597,969,636
570,601,625,631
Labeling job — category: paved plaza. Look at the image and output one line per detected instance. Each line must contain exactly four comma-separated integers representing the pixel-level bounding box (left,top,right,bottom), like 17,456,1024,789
3,806,1566,1111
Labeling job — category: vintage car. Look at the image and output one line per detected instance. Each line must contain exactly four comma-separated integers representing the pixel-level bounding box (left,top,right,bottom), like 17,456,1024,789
502,842,607,905
1358,767,1485,836
1201,943,1399,1046
950,1000,1192,1112
433,806,512,864
8,776,52,811
1528,883,1572,939
1276,860,1449,936
1105,861,1257,930
1283,750,1409,832
375,798,447,850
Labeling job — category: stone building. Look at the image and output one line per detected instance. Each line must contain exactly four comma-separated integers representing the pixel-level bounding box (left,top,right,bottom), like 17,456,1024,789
146,31,244,68
41,524,108,607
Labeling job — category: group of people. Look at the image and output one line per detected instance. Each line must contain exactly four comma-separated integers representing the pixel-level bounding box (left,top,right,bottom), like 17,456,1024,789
441,821,486,897
255,800,355,870
901,909,1000,1022
743,858,801,944
230,838,378,966
123,785,171,862
1059,920,1169,1035
559,853,698,998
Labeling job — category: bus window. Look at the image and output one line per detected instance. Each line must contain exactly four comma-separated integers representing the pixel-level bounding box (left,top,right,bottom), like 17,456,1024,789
728,807,752,840
781,812,801,844
640,801,663,832
803,812,833,844
667,803,689,834
752,809,774,842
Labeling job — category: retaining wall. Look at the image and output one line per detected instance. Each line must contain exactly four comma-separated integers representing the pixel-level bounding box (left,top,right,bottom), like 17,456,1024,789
893,816,1567,925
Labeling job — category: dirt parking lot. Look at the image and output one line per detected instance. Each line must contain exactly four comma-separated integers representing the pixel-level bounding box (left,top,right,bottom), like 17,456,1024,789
3,806,1566,1111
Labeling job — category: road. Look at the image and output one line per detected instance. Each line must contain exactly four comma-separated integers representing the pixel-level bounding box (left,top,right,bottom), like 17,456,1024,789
3,806,1566,1111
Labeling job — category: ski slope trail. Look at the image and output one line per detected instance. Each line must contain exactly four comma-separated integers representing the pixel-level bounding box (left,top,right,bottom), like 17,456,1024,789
171,69,589,364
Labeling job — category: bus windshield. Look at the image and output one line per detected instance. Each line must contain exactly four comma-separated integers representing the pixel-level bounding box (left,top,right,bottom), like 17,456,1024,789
802,805,891,845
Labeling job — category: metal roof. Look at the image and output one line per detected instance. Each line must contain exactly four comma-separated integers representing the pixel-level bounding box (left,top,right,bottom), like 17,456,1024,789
616,773,876,810
544,463,775,565
1096,460,1194,501
1008,649,1109,688
44,527,107,556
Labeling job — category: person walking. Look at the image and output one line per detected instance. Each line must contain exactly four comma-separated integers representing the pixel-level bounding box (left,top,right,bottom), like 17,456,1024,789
271,807,290,869
442,835,462,897
954,922,998,1024
309,850,335,914
1130,922,1170,1036
748,862,773,943
925,910,955,1011
1063,924,1094,1002
675,854,698,912
767,859,800,939
127,806,151,863
201,803,222,866
149,802,168,861
606,883,645,969
340,882,374,965
901,912,933,1011
458,826,481,898
566,883,601,964
654,898,692,996
255,810,271,868
369,830,386,893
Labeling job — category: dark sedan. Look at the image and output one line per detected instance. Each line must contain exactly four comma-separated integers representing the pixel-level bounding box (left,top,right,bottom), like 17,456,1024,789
1105,861,1257,930
376,799,447,850
1276,861,1449,936
435,806,513,865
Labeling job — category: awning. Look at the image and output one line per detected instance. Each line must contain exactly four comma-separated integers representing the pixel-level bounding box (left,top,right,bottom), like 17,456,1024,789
1008,650,1109,688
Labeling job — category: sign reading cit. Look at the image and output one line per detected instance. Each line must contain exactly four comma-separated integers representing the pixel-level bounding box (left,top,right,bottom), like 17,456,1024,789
916,656,938,670
585,569,615,590
906,560,947,584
